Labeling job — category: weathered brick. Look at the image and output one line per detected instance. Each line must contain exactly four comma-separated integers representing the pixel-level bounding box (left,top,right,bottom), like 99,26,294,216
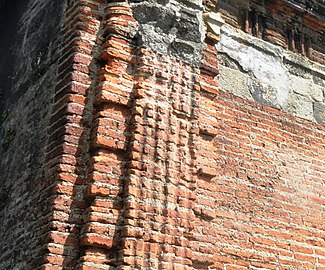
2,1,325,270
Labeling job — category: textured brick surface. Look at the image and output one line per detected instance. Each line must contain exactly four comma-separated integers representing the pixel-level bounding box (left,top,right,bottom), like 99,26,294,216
196,90,325,269
0,0,324,269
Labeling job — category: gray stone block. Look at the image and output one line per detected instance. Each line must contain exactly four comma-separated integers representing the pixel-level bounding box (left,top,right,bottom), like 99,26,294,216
314,102,325,125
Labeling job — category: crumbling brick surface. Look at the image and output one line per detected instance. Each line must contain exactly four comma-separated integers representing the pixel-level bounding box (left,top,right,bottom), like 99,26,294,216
0,0,324,269
218,0,325,125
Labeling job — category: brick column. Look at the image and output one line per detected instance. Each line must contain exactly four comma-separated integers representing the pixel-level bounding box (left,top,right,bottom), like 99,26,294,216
42,0,106,269
119,50,201,269
42,1,206,269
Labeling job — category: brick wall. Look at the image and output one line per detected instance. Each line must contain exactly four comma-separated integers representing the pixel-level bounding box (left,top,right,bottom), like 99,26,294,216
0,0,324,269
199,20,325,269
197,90,325,269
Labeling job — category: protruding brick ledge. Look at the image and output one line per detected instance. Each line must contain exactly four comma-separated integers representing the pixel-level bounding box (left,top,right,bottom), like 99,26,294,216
219,0,325,64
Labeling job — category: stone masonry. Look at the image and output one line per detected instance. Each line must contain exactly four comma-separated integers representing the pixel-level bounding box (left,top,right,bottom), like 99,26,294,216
0,0,324,269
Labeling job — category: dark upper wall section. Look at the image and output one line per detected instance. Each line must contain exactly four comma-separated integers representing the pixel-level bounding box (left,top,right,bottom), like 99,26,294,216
217,0,325,64
286,0,325,19
0,0,27,111
0,0,64,109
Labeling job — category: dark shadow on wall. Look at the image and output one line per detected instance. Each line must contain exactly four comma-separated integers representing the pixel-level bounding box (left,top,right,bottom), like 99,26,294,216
0,0,26,114
0,0,64,114
0,0,65,154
